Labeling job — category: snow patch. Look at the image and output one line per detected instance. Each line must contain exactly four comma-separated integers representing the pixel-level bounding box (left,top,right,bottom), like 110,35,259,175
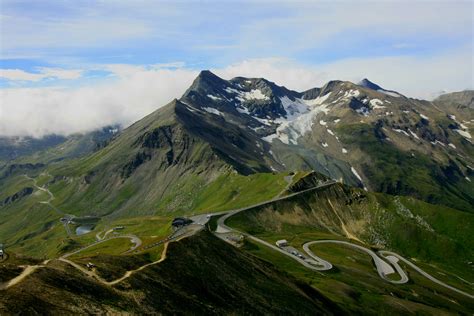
369,99,385,109
319,120,327,126
430,140,446,146
448,143,456,149
419,113,429,120
327,129,334,136
333,119,340,124
224,87,240,94
207,94,223,101
342,148,348,154
262,93,333,145
303,93,332,107
344,89,360,98
454,129,472,139
356,107,370,116
236,106,250,114
322,142,328,148
393,128,410,137
244,89,269,101
280,96,308,119
351,167,367,190
408,129,420,140
203,107,223,116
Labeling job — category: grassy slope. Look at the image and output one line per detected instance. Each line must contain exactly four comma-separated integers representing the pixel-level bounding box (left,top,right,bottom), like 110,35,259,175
0,231,343,315
337,123,474,212
0,171,288,259
225,184,474,313
239,238,473,315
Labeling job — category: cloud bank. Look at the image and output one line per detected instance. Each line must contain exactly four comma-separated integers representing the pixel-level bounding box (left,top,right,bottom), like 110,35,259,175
1,51,472,138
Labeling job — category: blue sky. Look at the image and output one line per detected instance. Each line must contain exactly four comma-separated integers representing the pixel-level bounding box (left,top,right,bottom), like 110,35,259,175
0,0,473,136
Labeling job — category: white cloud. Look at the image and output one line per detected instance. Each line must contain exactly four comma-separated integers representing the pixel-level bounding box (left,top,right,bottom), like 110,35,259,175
0,68,197,137
214,48,473,100
0,69,44,81
0,67,83,81
0,49,472,138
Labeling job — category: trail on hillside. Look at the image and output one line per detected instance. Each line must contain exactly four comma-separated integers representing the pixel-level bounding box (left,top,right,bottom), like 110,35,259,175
0,260,50,290
24,174,73,236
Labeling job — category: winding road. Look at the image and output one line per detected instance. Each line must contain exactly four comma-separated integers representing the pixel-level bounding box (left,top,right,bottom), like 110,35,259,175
378,251,473,299
23,174,73,236
3,177,472,300
216,180,337,234
214,182,474,300
62,234,142,259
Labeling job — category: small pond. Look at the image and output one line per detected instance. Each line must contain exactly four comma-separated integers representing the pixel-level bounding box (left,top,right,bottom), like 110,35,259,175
76,225,94,236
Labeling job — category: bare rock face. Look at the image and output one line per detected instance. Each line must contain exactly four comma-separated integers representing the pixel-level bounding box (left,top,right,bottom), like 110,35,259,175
1,187,33,206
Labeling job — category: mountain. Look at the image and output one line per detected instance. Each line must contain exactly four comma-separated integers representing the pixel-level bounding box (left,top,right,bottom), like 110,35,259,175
357,78,402,97
1,71,473,314
177,71,473,211
0,125,120,165
0,231,343,315
1,71,472,219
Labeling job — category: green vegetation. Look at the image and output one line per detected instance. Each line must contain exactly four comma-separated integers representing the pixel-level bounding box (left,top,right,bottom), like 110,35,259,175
226,181,474,313
337,123,474,212
69,238,133,259
0,231,344,315
192,172,288,212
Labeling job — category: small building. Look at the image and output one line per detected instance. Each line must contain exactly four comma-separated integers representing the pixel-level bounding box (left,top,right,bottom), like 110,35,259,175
276,240,288,248
172,217,193,229
86,262,95,270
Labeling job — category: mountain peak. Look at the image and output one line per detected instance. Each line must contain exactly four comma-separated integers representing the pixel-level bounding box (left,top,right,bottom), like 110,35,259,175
197,69,220,80
358,78,384,91
182,70,229,100
358,78,402,98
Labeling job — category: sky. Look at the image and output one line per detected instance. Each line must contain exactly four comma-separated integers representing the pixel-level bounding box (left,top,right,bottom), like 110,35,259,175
0,0,473,137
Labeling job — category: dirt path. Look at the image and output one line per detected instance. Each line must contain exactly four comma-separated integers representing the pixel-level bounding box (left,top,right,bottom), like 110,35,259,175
59,242,169,286
24,174,73,236
0,260,50,290
107,242,168,285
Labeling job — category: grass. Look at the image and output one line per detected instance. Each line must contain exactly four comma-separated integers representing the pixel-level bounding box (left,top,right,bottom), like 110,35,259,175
336,123,474,213
191,172,288,213
239,236,474,315
224,184,474,313
69,238,133,259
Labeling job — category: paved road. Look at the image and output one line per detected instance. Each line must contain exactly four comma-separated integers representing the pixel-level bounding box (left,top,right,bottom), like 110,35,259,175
301,243,333,270
303,240,408,284
213,180,473,299
379,251,474,299
244,233,328,271
216,180,337,234
189,214,212,226
61,234,142,259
